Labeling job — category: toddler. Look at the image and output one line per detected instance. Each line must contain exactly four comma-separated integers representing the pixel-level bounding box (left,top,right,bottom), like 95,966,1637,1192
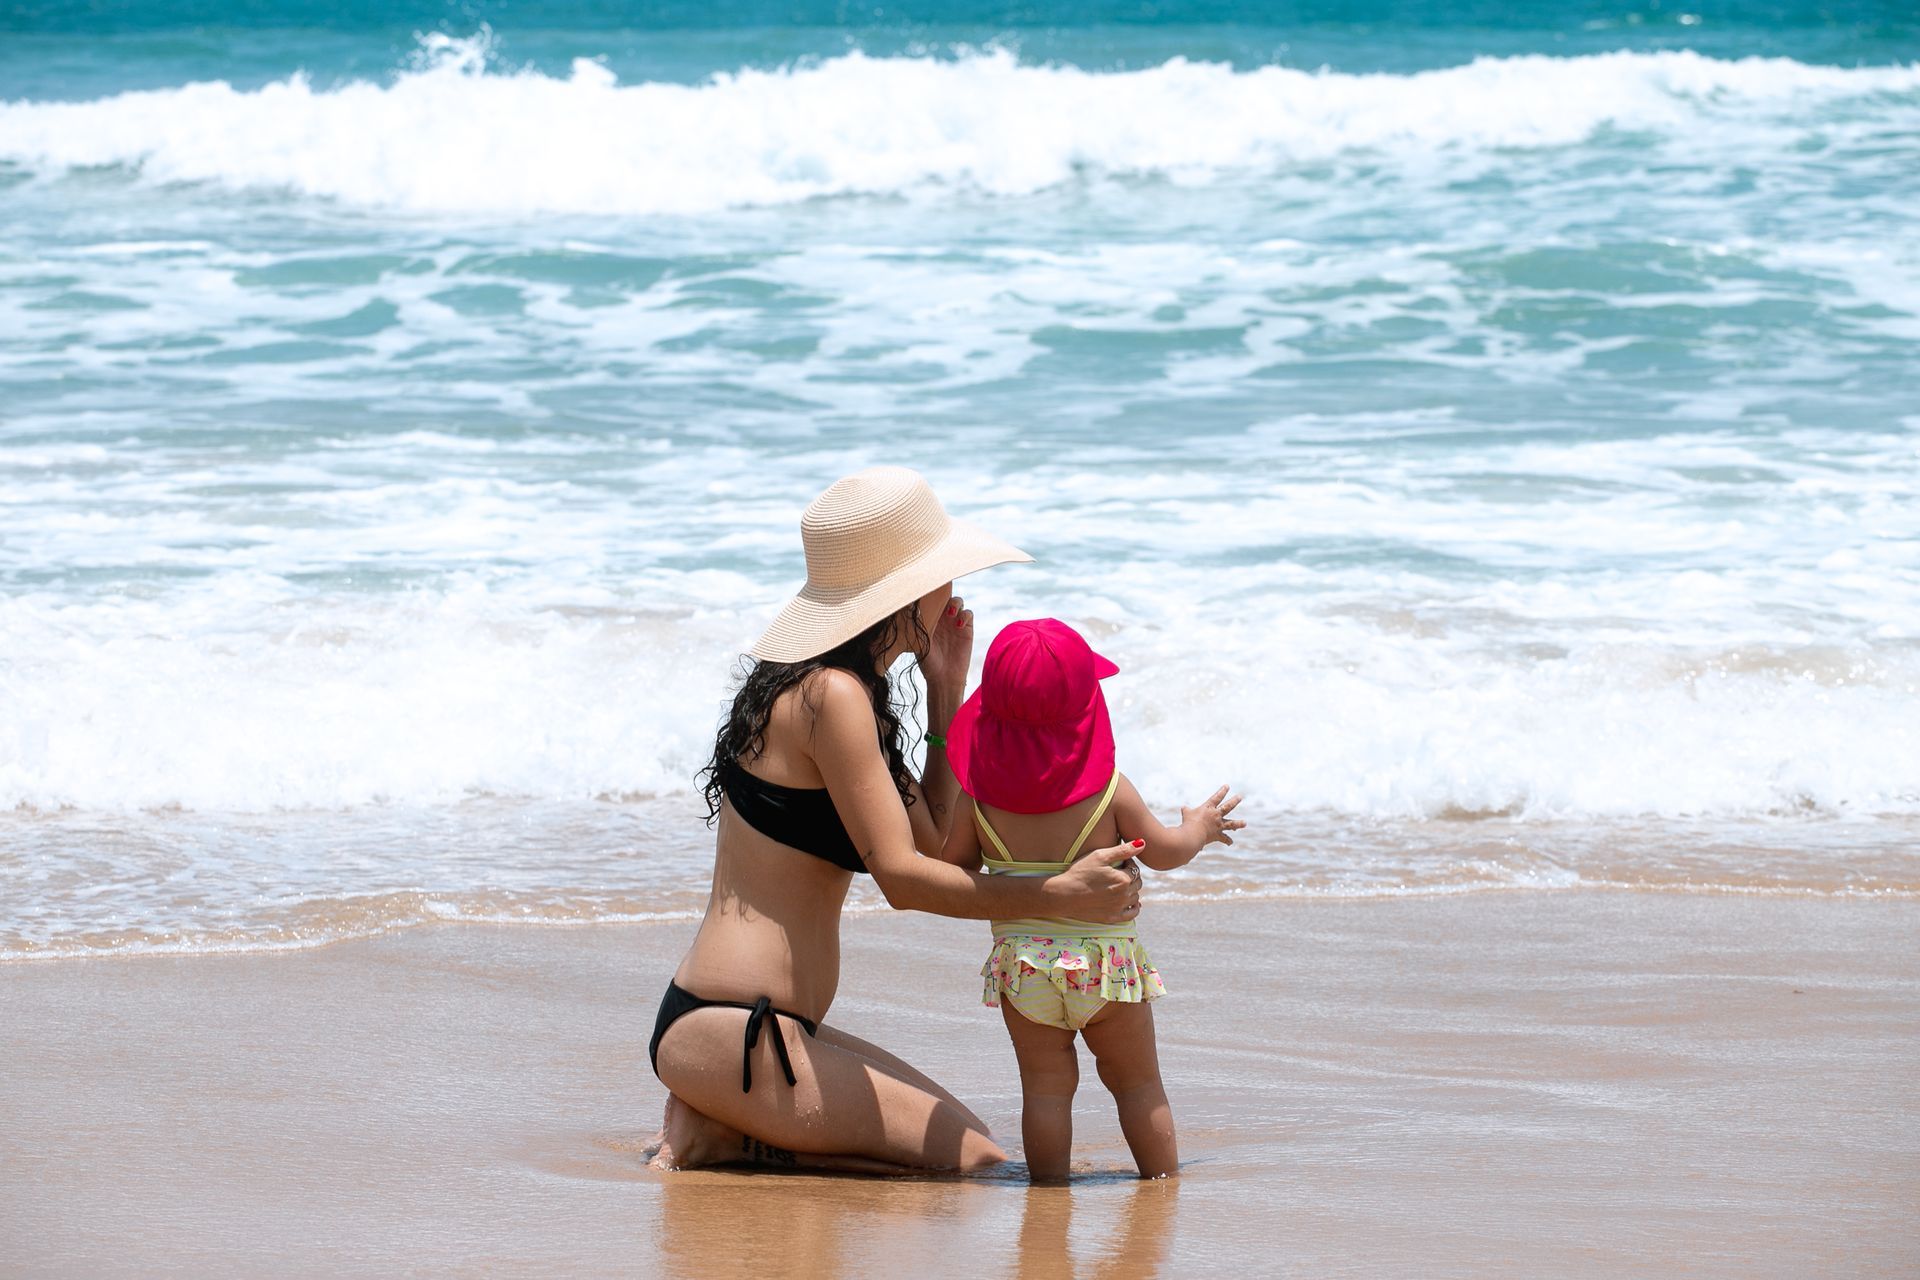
937,618,1243,1180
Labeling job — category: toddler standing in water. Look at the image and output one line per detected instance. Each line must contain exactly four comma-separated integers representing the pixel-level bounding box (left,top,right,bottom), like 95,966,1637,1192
937,619,1244,1181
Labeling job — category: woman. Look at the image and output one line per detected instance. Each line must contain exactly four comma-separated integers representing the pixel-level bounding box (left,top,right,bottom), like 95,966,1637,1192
647,467,1153,1173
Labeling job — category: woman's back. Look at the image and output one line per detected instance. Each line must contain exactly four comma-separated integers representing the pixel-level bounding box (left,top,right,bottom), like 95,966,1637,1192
674,683,856,1022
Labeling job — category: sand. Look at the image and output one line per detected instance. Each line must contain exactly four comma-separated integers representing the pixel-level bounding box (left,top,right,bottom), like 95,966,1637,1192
3,893,1916,1277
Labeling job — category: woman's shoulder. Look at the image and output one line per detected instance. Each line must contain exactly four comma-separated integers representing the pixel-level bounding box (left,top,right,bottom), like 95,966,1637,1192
747,670,870,780
769,666,875,735
804,665,868,697
796,666,871,713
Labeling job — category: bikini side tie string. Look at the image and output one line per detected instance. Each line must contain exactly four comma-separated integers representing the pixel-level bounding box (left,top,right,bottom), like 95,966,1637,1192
742,994,799,1093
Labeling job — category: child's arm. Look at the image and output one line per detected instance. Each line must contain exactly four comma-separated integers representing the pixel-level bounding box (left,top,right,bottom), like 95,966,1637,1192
933,793,984,871
1111,774,1244,871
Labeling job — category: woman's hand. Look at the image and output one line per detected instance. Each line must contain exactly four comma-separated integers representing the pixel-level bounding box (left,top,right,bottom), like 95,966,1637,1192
917,594,974,696
1183,786,1246,847
1044,841,1144,924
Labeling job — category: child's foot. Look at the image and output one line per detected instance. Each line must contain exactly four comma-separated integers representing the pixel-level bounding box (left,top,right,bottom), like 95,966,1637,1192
645,1094,745,1170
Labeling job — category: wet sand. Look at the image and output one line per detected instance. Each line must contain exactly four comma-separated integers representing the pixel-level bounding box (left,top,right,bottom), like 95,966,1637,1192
3,893,1916,1276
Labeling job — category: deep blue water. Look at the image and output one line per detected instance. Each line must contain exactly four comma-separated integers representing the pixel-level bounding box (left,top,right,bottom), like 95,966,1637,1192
4,1,1917,101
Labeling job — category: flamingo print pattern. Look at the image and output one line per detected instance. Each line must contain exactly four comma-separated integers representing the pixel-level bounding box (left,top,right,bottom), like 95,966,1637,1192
980,932,1165,1030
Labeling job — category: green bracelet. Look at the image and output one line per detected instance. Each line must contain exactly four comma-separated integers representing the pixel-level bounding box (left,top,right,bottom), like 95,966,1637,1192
925,732,948,750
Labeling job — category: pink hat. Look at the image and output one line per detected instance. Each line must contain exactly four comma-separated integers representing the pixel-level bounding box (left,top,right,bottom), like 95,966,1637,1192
946,618,1119,815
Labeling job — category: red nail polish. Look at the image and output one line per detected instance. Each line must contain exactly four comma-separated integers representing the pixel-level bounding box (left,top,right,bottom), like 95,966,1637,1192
1132,839,1145,848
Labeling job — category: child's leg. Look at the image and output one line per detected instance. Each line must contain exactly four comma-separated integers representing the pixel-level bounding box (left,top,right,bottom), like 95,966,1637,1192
1079,1000,1178,1178
1000,1001,1079,1182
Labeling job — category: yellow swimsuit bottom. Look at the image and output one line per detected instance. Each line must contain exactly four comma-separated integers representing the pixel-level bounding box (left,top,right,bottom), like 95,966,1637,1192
976,772,1165,1032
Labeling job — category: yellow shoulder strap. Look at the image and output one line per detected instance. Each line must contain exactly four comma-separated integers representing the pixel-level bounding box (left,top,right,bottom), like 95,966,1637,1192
972,803,1015,862
1063,772,1122,860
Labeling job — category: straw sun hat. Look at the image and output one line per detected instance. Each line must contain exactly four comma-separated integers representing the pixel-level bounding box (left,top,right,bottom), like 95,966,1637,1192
749,467,1032,663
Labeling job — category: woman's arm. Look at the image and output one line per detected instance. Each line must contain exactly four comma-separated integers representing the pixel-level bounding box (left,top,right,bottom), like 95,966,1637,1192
810,670,1139,922
1111,773,1245,871
933,794,983,871
904,595,973,854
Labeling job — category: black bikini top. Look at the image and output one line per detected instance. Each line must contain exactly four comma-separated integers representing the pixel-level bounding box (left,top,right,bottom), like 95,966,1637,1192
721,760,868,875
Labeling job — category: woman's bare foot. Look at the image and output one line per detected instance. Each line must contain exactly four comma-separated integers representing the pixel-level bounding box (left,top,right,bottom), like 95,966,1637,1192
646,1094,748,1170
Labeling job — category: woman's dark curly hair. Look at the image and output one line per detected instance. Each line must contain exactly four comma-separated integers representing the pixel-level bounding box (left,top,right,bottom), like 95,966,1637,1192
700,605,933,824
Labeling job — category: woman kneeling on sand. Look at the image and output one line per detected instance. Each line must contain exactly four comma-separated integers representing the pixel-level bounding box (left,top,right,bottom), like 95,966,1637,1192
647,467,1147,1173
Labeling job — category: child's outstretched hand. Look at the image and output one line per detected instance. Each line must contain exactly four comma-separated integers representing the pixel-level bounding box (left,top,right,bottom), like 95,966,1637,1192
1184,786,1246,847
1114,775,1245,871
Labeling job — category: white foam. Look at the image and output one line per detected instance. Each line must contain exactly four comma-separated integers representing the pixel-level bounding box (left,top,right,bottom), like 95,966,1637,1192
62,240,217,256
1095,618,1920,821
2,42,1916,214
0,585,744,811
3,571,1917,820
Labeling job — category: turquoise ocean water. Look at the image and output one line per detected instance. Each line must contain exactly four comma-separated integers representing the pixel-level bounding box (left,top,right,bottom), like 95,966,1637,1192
3,1,1918,956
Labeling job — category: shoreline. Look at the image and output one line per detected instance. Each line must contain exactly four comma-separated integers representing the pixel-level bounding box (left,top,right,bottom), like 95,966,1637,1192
3,894,1915,1276
8,874,1920,965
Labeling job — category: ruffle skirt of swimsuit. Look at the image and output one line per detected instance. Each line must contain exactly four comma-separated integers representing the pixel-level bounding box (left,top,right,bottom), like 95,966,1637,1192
981,933,1166,1007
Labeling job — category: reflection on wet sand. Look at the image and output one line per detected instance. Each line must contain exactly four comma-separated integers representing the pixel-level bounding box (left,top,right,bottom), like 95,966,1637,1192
660,1173,847,1279
1016,1178,1179,1280
649,1165,1179,1278
657,1171,1000,1278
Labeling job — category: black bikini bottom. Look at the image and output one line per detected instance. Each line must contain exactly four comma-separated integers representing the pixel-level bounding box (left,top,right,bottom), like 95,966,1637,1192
649,981,820,1094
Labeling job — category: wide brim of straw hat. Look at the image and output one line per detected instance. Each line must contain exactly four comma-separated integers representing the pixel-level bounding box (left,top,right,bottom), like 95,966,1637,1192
750,513,1032,664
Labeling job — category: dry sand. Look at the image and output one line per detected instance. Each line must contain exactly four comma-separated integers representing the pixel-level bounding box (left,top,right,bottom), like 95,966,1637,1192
3,893,1916,1276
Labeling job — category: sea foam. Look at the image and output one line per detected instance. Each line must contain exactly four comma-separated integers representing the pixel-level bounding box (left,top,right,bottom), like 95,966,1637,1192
4,582,1917,820
2,40,1917,214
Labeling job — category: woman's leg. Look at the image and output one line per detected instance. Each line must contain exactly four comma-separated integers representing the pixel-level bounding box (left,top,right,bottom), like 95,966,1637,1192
810,1021,991,1135
999,1001,1079,1183
1079,1001,1178,1178
651,1006,1006,1173
648,1094,916,1174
